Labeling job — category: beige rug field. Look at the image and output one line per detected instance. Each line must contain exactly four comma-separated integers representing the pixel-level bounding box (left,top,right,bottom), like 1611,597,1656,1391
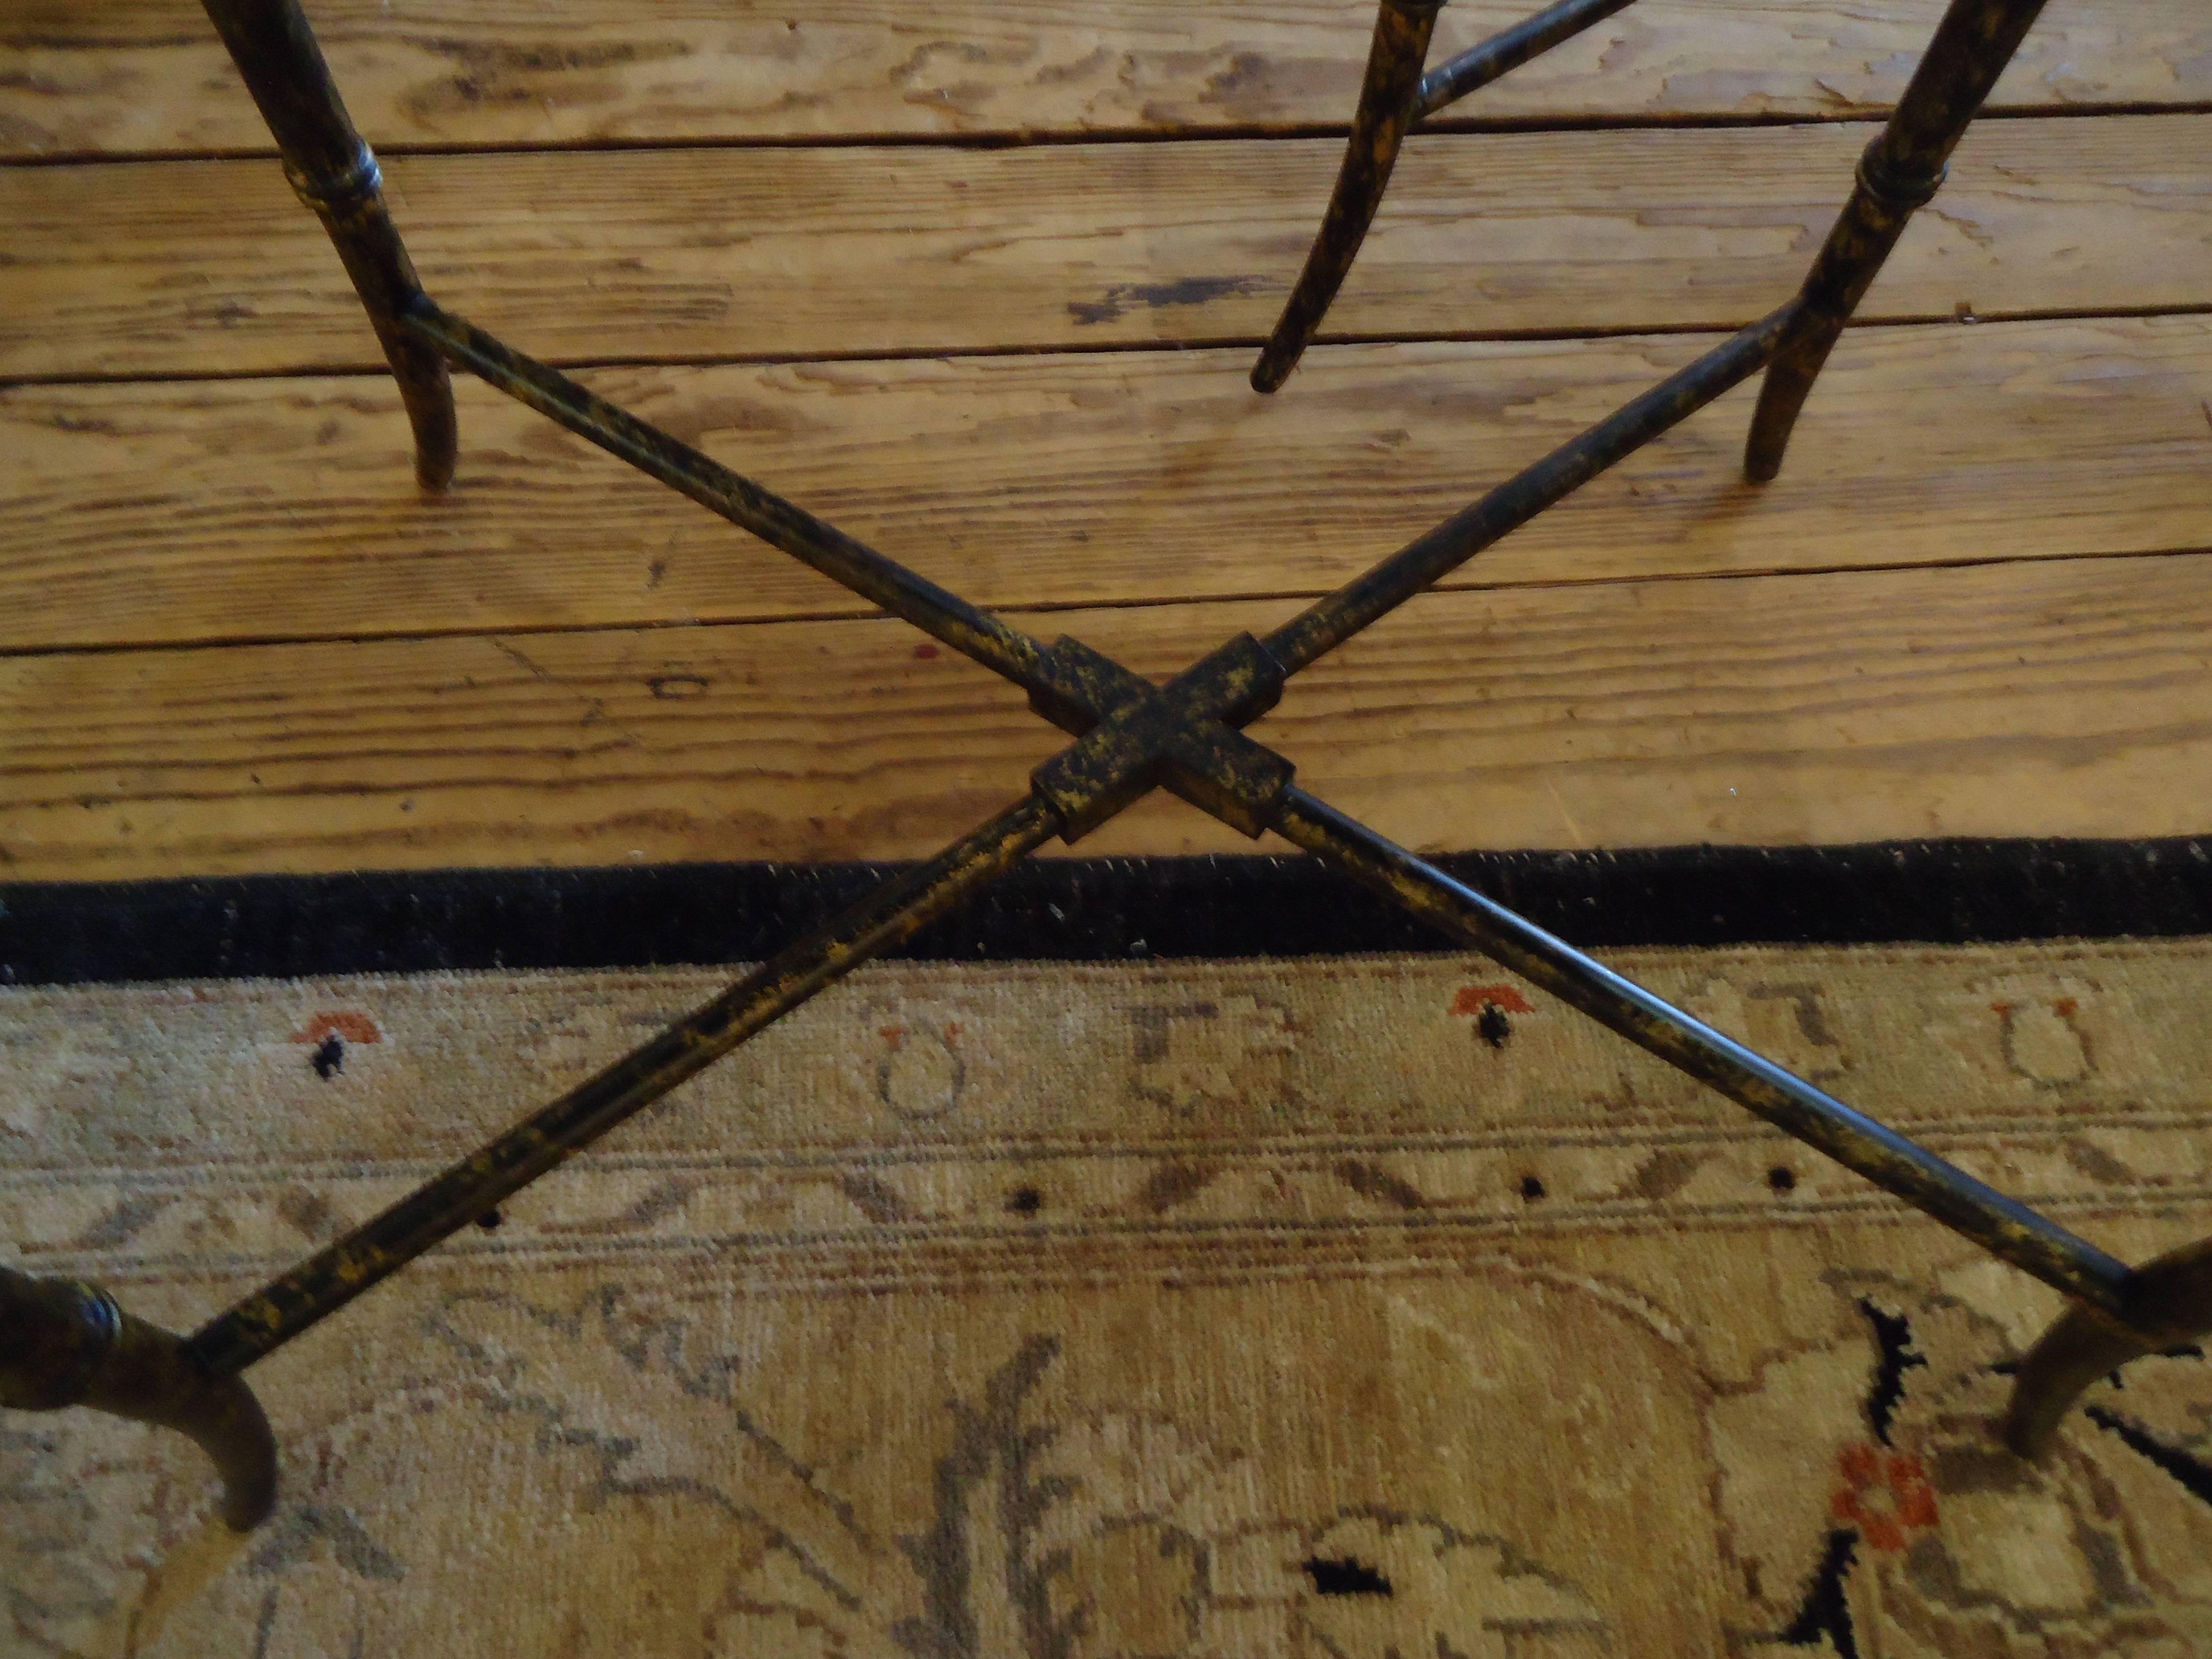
4,939,2210,1655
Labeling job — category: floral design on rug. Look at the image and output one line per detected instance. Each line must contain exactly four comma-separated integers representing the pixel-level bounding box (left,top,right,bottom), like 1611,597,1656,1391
405,1292,1616,1658
1721,1281,2212,1656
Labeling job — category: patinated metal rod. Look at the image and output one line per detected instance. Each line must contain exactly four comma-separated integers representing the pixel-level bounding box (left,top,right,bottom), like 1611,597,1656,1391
413,291,1797,712
1416,0,1642,117
1743,0,2050,480
183,794,1062,1377
1269,786,2135,1314
1263,298,1802,676
1250,0,1443,394
400,301,1051,698
1,1266,277,1530
199,0,456,491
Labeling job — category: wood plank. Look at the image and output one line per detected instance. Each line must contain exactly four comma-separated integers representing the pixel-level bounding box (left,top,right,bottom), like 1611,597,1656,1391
6,316,2209,652
4,0,2207,157
4,115,2207,379
4,554,2208,879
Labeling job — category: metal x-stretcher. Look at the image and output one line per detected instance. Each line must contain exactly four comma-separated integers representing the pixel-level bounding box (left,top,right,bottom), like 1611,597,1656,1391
4,0,2207,1537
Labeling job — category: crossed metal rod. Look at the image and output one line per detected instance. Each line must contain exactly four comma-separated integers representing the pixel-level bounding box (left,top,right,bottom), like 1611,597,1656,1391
4,0,2207,1541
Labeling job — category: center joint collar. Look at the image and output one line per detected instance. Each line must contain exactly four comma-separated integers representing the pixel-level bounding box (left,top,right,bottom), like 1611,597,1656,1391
1027,633,1295,842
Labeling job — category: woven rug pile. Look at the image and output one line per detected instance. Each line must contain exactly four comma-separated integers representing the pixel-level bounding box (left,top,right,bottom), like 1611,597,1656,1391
5,938,2211,1655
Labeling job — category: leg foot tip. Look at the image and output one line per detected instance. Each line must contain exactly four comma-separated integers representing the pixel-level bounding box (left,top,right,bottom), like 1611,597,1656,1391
221,1480,278,1533
412,436,459,494
1998,1410,2050,1465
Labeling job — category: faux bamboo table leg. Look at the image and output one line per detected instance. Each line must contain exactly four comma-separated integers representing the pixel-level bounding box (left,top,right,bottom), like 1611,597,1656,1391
1249,0,1441,393
0,1266,276,1532
198,0,457,491
1250,0,1640,392
2004,1238,2212,1460
1743,0,2051,480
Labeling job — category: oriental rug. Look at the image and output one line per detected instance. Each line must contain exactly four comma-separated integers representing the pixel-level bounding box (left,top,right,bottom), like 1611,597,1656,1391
5,920,2211,1656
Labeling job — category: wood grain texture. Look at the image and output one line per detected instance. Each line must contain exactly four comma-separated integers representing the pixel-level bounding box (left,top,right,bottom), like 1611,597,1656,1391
5,316,2210,653
5,115,2209,380
5,3,2209,879
4,0,2208,156
4,554,2208,879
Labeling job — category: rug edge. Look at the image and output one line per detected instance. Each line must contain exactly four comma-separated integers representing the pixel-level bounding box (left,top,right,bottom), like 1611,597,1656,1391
7,835,2212,987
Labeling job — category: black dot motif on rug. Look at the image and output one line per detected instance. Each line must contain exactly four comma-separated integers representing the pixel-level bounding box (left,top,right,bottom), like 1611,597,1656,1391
1302,1556,1393,1598
1475,1002,1513,1048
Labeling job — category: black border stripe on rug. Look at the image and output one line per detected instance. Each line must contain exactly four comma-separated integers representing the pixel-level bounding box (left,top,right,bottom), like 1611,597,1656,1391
5,837,2210,987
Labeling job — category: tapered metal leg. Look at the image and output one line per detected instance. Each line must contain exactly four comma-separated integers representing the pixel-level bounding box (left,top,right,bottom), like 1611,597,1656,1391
1743,0,2050,481
199,0,457,491
0,1267,276,1530
1250,0,1442,393
2004,1236,2212,1461
1254,0,1642,395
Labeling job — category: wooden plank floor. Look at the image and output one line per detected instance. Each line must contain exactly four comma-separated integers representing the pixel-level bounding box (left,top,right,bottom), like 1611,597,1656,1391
2,0,2208,879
